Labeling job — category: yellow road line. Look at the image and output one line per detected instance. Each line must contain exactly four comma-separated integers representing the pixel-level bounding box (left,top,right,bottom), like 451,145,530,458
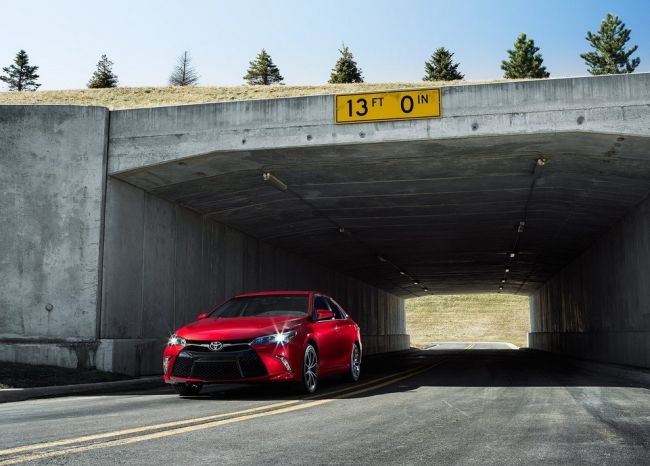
0,362,436,457
0,399,300,456
0,362,441,465
0,400,332,466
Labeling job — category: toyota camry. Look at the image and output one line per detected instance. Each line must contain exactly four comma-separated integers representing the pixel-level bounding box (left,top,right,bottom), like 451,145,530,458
163,291,362,396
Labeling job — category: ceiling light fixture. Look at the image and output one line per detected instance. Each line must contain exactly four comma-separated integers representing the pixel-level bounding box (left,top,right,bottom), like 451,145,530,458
262,172,288,192
413,280,420,285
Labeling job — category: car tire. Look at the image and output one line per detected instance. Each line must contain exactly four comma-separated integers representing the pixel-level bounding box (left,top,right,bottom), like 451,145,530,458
347,343,361,382
301,344,318,394
173,383,202,396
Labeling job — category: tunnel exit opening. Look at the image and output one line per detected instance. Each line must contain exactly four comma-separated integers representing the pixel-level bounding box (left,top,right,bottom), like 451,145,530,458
405,294,530,349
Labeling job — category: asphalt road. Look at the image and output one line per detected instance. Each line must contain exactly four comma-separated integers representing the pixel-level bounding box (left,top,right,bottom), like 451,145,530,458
2,344,649,465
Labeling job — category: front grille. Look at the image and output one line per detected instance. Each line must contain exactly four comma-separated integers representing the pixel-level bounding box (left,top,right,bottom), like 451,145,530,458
171,348,267,380
192,361,241,379
171,352,194,377
239,349,267,377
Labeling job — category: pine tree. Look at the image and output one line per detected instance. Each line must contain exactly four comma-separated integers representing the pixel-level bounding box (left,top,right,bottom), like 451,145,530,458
501,33,550,79
580,13,640,75
328,44,363,83
243,49,284,85
87,54,118,88
0,50,41,91
169,51,199,86
423,47,464,81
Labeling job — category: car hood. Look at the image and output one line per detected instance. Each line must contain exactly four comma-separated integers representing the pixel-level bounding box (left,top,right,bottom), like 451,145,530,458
176,316,306,341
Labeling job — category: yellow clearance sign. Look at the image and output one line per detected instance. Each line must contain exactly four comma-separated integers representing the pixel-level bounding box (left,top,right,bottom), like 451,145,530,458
335,88,441,124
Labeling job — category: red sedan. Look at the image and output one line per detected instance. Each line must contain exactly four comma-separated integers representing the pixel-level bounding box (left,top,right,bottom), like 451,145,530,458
163,291,362,396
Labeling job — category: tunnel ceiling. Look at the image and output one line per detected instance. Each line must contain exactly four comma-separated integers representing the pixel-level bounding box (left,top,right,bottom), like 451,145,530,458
114,132,650,298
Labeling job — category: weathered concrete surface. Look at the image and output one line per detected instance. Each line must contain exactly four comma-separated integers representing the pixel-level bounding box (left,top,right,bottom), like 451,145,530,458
108,74,650,174
99,179,408,375
108,74,650,296
529,194,650,368
0,338,99,369
0,106,108,343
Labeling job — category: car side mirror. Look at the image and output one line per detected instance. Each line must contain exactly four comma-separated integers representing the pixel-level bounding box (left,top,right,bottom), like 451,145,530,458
316,309,335,321
197,312,209,320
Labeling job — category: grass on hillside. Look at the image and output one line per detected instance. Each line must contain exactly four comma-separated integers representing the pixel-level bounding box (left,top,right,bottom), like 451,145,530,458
405,294,530,348
0,79,522,109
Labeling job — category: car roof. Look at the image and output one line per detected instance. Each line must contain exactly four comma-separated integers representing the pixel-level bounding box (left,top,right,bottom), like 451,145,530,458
234,290,322,298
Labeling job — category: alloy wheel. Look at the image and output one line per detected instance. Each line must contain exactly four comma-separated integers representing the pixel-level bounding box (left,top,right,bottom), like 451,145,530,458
350,344,361,381
303,344,318,393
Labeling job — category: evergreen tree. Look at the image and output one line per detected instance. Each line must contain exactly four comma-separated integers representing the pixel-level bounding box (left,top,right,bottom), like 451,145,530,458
169,51,199,86
501,33,550,79
580,13,640,75
0,50,41,91
243,49,284,85
423,47,464,81
87,54,118,88
328,44,363,83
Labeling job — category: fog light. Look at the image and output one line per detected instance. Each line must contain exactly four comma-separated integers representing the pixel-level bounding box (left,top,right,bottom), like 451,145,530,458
163,357,170,374
275,355,292,373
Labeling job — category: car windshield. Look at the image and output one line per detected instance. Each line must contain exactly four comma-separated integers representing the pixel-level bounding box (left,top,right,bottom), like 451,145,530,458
210,295,309,318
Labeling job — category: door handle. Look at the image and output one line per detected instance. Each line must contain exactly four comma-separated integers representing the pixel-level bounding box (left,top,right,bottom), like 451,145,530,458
335,325,340,332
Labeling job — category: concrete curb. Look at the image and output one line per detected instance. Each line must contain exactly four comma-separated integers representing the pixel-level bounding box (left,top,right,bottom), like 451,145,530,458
523,349,650,387
0,376,165,403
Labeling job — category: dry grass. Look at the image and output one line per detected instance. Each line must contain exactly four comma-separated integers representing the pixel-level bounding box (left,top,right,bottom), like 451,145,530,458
406,294,530,348
0,79,523,110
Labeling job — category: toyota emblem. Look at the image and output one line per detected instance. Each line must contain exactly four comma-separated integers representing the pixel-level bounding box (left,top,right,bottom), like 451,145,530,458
209,341,223,351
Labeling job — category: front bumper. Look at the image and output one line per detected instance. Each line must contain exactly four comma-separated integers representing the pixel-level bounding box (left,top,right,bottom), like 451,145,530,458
163,343,300,384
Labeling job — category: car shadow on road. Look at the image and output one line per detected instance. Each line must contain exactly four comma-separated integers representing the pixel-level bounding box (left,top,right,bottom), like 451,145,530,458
162,348,650,402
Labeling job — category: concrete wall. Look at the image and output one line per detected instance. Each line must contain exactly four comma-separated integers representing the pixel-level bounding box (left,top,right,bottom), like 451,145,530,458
0,106,108,348
529,194,650,368
108,73,650,176
98,178,408,375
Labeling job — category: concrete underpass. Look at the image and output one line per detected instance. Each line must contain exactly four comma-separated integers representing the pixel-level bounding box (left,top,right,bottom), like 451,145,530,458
1,73,650,375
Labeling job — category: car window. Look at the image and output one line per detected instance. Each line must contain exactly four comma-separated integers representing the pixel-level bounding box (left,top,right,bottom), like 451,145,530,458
328,299,348,319
313,296,330,312
325,298,346,319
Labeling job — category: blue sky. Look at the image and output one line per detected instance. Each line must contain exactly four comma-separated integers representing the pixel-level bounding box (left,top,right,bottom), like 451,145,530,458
1,0,649,89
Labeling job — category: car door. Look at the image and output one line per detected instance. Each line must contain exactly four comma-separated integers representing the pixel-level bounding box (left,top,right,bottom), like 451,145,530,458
325,297,356,369
312,295,339,374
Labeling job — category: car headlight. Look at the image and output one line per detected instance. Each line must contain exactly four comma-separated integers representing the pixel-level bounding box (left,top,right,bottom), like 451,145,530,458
251,330,297,346
167,334,186,347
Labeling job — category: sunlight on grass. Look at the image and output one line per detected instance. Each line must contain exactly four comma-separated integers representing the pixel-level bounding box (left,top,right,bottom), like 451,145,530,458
406,294,530,348
0,79,528,109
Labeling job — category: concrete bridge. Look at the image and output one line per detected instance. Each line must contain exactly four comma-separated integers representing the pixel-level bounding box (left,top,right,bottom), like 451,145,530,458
1,73,649,374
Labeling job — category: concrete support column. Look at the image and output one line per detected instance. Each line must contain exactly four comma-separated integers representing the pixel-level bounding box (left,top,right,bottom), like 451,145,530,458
0,106,109,367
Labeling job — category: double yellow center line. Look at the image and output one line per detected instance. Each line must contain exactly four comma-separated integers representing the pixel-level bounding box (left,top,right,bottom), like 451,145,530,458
0,361,444,465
